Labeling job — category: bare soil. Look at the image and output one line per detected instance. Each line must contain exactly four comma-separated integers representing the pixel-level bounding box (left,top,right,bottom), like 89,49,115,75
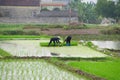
24,27,101,35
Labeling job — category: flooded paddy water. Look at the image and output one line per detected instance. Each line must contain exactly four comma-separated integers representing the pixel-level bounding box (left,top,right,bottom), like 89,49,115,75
0,60,86,80
0,40,107,58
92,41,120,56
0,40,51,57
92,41,120,50
0,40,112,80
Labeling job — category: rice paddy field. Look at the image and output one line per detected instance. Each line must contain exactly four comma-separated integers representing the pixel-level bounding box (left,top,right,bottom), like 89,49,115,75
0,59,87,80
0,40,51,57
0,39,119,80
46,45,107,58
0,40,107,58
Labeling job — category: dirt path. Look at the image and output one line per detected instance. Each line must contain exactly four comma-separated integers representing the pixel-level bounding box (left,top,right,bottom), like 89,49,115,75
24,28,100,35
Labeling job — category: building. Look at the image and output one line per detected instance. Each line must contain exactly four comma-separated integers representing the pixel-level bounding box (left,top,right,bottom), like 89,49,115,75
40,0,70,10
0,0,78,24
0,0,41,18
36,10,78,24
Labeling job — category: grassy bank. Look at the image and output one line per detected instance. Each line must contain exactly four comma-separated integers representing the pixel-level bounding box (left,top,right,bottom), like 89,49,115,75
0,23,24,31
0,35,51,40
0,48,12,57
0,34,120,41
67,58,120,80
71,34,120,41
0,23,120,40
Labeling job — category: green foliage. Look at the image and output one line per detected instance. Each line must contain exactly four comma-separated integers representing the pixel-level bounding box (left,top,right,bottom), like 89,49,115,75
101,27,120,34
0,35,51,39
41,8,50,11
67,58,120,80
0,30,40,35
0,23,24,30
64,25,87,30
1,30,24,35
96,0,116,18
83,41,95,48
0,48,12,57
25,31,40,35
70,0,99,23
63,26,68,30
53,8,61,11
96,0,120,21
72,34,120,41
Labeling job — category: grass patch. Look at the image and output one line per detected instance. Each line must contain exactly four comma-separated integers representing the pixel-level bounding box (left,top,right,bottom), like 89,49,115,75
101,27,120,34
72,34,120,41
0,35,51,39
0,48,12,57
67,58,120,80
40,41,78,47
0,34,120,41
0,23,24,31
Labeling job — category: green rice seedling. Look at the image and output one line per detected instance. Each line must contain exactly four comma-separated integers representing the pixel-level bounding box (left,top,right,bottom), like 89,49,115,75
67,58,120,80
0,48,12,57
0,60,88,80
0,23,24,31
40,41,78,47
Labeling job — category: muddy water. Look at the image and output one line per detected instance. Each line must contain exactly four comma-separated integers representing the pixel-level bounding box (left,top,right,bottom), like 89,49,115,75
91,41,120,50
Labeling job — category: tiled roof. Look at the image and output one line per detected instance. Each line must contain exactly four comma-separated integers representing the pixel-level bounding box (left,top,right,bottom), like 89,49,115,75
37,10,78,17
0,0,40,6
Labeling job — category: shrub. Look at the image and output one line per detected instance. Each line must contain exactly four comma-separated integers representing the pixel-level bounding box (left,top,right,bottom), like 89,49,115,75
2,30,24,35
63,26,69,30
53,25,63,28
41,8,49,11
101,27,120,34
65,22,88,29
0,30,40,35
0,48,12,57
25,31,40,35
53,8,61,11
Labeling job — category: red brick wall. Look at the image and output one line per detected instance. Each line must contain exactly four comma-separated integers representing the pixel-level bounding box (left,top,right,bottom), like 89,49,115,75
0,0,40,6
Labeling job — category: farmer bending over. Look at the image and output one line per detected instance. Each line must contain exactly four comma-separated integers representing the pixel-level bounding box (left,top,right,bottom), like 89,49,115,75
64,36,72,46
48,36,61,46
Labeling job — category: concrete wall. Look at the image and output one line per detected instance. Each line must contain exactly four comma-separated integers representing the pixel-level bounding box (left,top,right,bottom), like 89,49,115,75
0,17,78,24
0,6,41,18
0,6,78,24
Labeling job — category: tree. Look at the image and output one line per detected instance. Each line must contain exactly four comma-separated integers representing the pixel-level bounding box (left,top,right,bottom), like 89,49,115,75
96,0,120,23
53,8,61,11
96,0,116,18
70,0,84,22
115,0,120,22
83,2,99,23
70,0,98,23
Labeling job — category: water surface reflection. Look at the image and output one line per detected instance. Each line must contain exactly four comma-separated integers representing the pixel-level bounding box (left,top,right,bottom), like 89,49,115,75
91,41,120,50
